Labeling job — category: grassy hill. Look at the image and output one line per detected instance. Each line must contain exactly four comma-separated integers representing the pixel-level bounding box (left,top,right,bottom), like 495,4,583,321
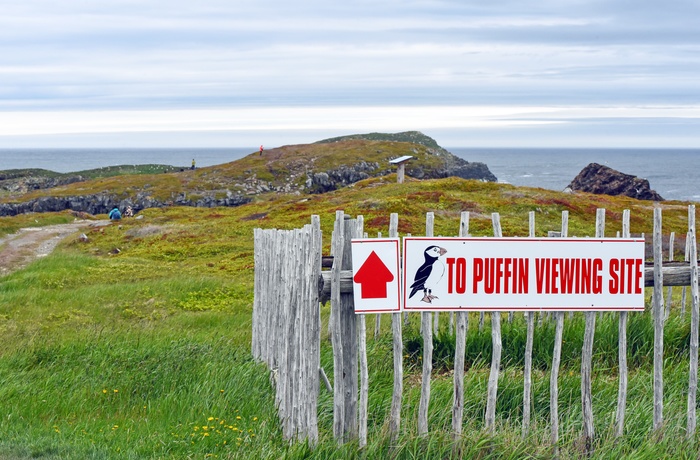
0,145,697,458
0,134,494,206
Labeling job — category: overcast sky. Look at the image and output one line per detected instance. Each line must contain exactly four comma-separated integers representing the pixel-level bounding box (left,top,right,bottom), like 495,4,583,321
1,0,700,148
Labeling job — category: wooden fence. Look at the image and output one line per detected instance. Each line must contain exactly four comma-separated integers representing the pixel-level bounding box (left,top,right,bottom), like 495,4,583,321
251,218,322,443
251,205,699,451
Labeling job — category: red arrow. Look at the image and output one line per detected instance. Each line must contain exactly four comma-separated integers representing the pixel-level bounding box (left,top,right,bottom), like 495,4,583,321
353,250,395,299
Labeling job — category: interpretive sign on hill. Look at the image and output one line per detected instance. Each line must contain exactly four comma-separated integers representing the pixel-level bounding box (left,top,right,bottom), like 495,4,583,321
350,239,401,313
403,237,645,312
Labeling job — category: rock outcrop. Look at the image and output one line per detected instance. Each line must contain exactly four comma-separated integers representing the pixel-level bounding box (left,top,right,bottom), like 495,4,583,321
0,175,86,194
0,191,251,217
306,161,381,193
567,163,664,201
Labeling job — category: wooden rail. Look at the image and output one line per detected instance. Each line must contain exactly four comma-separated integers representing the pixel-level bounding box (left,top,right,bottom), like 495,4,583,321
319,263,697,298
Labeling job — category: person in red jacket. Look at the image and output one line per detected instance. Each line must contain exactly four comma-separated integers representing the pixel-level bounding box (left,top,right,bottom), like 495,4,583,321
259,145,264,155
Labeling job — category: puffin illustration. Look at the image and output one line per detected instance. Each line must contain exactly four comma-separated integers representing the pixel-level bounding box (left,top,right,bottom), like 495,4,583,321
409,245,448,303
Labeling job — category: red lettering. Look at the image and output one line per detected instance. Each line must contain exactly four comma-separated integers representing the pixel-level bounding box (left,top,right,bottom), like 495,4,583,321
485,258,495,294
551,258,559,294
495,258,503,293
609,258,620,294
609,258,644,294
456,258,467,294
504,258,512,293
535,258,546,293
473,258,483,294
446,257,456,294
634,259,643,294
593,258,603,294
581,259,591,293
518,258,529,294
560,259,577,294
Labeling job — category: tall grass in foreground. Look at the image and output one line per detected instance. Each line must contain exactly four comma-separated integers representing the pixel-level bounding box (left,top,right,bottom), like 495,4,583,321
3,313,699,459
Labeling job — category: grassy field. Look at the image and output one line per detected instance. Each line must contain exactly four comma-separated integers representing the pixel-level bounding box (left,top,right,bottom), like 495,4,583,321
1,175,698,459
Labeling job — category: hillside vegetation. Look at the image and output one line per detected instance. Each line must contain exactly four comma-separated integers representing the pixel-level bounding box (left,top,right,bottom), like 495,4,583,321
0,140,697,459
0,132,494,208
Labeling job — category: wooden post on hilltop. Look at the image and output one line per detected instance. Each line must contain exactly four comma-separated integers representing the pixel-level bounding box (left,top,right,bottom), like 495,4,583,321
522,210,535,439
687,205,698,437
389,213,403,442
653,207,665,433
615,210,631,438
418,212,434,436
452,211,470,438
390,155,413,185
485,212,503,432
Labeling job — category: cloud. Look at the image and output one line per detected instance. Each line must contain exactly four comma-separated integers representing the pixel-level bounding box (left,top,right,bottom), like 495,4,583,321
1,0,699,146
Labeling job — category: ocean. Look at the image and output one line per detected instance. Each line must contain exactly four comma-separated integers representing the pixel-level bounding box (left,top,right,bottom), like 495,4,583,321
453,148,700,203
0,147,698,203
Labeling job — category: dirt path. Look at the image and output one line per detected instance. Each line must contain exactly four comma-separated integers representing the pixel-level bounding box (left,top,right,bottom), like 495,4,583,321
0,220,110,276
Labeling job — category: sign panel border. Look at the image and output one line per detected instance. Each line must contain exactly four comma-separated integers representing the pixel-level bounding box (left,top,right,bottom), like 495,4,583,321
402,236,646,312
351,238,402,314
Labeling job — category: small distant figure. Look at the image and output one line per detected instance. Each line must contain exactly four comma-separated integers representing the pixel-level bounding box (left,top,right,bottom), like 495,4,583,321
108,207,122,220
259,145,264,156
124,205,134,217
191,159,196,170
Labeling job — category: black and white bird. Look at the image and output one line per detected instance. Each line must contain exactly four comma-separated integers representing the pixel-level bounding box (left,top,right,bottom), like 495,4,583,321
409,245,447,303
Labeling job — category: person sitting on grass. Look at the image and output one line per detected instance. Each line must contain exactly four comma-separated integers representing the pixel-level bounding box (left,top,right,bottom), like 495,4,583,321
109,207,122,220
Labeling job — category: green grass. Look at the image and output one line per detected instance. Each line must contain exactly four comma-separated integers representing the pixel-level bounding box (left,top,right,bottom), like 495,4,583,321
1,178,699,458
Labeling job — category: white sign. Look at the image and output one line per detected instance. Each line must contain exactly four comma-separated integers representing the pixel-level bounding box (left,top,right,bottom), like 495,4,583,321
351,239,401,313
403,237,645,312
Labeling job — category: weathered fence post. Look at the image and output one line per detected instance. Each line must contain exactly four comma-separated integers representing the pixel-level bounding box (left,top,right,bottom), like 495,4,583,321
522,210,535,439
687,205,698,437
308,217,323,444
375,232,383,340
615,209,630,438
356,216,368,449
653,207,665,433
485,212,503,432
550,211,568,450
330,211,361,443
452,211,469,438
666,232,675,320
330,211,346,442
683,237,690,318
581,208,604,451
389,213,403,441
418,212,435,436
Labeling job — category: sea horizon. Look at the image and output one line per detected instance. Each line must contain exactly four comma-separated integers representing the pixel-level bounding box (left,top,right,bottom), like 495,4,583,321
1,146,698,202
